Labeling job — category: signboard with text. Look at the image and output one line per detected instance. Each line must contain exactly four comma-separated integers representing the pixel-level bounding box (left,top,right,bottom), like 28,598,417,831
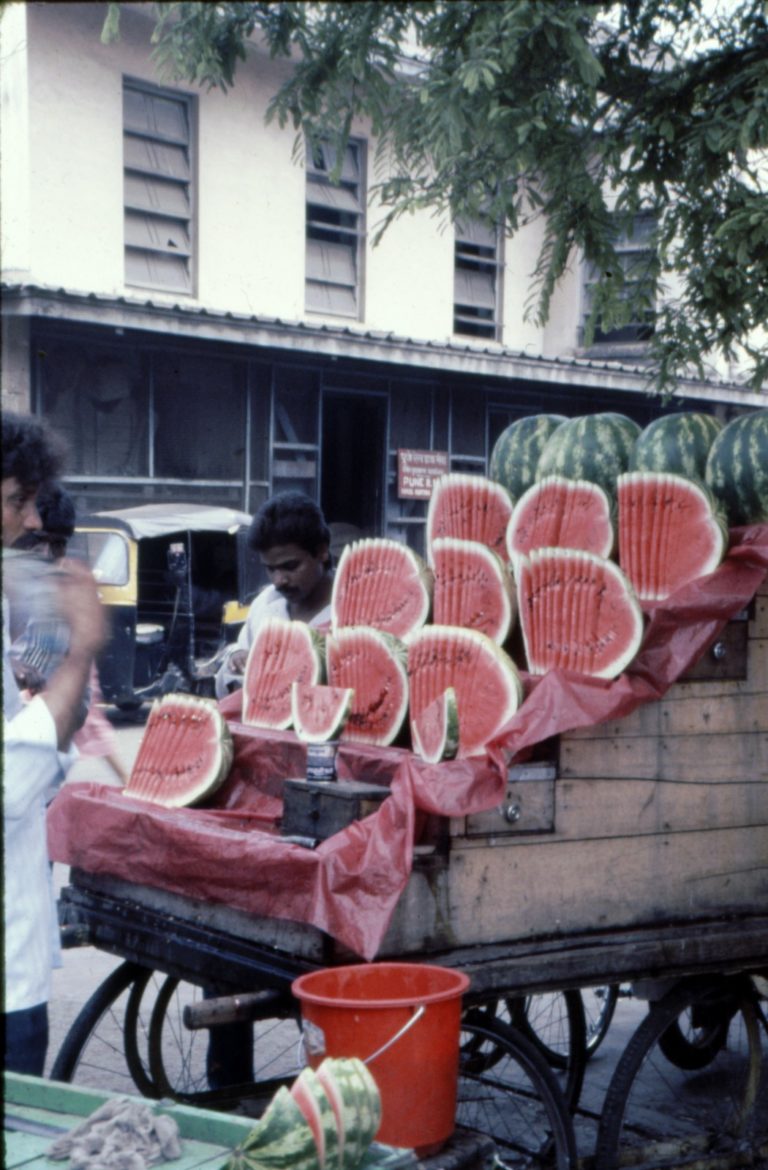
397,449,449,499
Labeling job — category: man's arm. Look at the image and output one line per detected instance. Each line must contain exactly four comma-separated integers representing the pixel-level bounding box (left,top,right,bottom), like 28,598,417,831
40,559,106,749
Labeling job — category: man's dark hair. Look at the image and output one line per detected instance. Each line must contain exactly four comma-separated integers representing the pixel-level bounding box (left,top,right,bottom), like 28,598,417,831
37,482,76,540
2,411,66,490
249,491,331,558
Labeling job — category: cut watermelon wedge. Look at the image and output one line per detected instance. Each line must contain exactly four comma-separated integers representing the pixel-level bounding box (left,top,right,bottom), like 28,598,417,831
124,694,233,808
331,538,432,638
408,626,522,758
431,537,516,644
617,472,727,601
240,1085,318,1166
242,617,325,729
410,686,460,764
291,682,353,743
290,1067,339,1170
507,475,614,559
427,473,513,565
326,626,409,746
515,547,644,678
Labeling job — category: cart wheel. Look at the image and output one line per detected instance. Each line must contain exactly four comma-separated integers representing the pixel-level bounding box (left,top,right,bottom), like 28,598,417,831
582,985,620,1058
505,990,587,1110
594,975,766,1170
50,961,157,1096
457,1010,577,1169
657,1000,732,1070
147,977,303,1108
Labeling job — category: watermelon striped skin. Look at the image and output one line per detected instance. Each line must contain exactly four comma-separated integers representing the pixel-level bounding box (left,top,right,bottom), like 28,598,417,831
515,547,644,678
489,413,568,502
316,1058,382,1167
236,1085,318,1168
408,626,522,758
331,538,432,638
326,626,409,746
507,475,614,560
618,472,728,601
431,536,516,644
410,686,460,764
242,618,325,729
426,473,513,565
536,412,641,500
291,1067,339,1170
705,410,768,526
125,694,233,808
630,411,722,482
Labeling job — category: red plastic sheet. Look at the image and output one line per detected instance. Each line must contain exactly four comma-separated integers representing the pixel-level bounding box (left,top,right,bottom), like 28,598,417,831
48,526,768,959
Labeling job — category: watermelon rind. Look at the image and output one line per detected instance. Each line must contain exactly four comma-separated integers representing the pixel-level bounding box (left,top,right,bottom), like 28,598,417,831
242,617,325,729
630,411,722,483
535,412,641,501
237,1085,319,1166
431,536,516,644
617,471,728,601
291,682,354,743
489,413,568,502
124,693,233,808
407,625,523,758
291,1067,339,1170
507,475,615,560
410,685,460,764
515,547,644,679
317,1057,382,1163
331,538,432,638
327,626,409,746
705,409,768,526
426,472,513,566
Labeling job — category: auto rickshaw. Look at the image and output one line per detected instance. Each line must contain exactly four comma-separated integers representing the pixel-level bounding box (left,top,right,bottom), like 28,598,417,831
69,504,260,709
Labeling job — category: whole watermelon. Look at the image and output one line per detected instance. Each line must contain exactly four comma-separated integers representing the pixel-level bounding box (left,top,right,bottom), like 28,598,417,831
630,412,722,483
705,410,768,526
535,412,641,501
489,413,567,502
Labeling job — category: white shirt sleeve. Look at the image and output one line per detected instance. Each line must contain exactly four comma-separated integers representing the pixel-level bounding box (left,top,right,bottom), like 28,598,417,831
3,695,72,820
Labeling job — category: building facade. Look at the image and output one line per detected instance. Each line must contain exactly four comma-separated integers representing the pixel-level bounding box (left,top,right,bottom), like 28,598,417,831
2,2,762,557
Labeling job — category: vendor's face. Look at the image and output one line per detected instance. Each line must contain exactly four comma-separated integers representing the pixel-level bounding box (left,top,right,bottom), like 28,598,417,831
261,542,329,604
2,477,42,549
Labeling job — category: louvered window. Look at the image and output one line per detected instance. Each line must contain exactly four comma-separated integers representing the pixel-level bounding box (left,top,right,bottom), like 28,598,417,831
454,218,503,340
582,212,656,345
306,140,365,317
123,80,194,293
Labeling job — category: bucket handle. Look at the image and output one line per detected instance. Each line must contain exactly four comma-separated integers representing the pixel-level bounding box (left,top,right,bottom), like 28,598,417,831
363,1004,426,1066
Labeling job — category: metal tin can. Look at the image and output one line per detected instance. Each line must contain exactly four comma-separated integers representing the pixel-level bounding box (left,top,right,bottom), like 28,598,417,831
305,740,339,782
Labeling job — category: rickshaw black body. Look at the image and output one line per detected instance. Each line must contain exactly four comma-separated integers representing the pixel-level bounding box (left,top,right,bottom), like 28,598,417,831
69,504,258,709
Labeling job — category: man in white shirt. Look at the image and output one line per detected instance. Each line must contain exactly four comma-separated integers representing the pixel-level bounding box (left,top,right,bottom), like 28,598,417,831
2,411,105,1075
215,491,333,698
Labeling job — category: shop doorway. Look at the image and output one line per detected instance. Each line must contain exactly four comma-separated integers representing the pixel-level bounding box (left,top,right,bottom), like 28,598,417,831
321,391,387,551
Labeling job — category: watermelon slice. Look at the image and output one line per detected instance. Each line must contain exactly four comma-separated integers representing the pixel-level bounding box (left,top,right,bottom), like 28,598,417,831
291,682,354,743
238,1085,318,1167
431,537,516,644
507,475,614,559
242,617,325,729
291,1067,339,1170
331,538,432,638
410,686,460,764
427,473,513,565
515,547,644,678
407,626,523,758
326,626,409,746
617,472,728,602
124,694,233,808
316,1058,382,1164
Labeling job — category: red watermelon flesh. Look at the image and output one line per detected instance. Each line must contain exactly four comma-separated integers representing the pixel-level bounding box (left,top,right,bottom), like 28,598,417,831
431,537,516,644
617,472,727,602
290,1067,338,1170
408,626,523,758
331,538,432,638
507,475,614,559
410,686,460,764
516,547,643,678
125,694,233,808
326,626,409,746
242,617,325,729
291,682,353,743
427,473,513,566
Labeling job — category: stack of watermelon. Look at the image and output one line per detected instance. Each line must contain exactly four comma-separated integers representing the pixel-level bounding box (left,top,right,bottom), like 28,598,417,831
224,1056,381,1170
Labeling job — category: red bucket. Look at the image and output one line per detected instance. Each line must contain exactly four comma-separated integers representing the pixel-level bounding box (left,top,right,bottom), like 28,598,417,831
292,962,469,1154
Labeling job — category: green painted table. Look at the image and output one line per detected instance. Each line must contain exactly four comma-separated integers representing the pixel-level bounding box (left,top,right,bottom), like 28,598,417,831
3,1074,420,1170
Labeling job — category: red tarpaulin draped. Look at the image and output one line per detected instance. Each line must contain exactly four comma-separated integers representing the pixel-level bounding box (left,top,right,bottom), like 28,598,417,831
47,525,768,959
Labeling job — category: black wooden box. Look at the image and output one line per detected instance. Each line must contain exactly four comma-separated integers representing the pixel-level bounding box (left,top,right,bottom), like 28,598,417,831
281,778,390,842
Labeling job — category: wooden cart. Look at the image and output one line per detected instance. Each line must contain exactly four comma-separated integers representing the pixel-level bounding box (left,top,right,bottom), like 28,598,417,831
53,578,768,1169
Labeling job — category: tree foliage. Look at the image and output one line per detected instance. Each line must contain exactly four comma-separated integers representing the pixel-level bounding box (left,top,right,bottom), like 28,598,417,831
105,0,768,392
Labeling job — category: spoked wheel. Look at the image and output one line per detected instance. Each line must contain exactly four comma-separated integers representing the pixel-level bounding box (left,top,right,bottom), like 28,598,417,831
582,985,620,1058
50,961,157,1095
457,1010,577,1169
147,977,303,1109
594,975,766,1170
505,990,587,1110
